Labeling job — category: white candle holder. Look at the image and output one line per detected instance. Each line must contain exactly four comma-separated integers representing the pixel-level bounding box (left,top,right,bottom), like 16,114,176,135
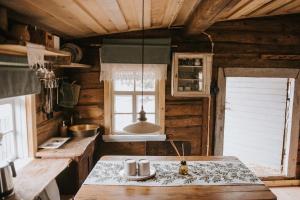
138,159,150,176
124,159,137,176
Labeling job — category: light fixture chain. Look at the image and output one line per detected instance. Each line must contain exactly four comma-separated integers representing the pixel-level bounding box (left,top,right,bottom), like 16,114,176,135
141,0,145,110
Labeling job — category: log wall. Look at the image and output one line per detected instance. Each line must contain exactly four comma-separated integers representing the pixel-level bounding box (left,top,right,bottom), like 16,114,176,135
35,69,64,145
62,14,300,177
66,47,207,157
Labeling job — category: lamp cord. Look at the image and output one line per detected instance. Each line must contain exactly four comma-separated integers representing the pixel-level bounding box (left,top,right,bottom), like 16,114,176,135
202,31,214,54
141,0,145,109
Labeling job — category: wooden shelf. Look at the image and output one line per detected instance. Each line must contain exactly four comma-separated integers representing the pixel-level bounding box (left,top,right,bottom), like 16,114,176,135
57,62,91,69
179,65,203,68
179,78,201,81
0,44,70,57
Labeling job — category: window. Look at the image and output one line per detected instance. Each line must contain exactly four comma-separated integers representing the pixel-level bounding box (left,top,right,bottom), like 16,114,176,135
101,63,167,141
223,77,294,177
104,79,165,136
0,96,28,162
215,67,300,178
112,79,158,133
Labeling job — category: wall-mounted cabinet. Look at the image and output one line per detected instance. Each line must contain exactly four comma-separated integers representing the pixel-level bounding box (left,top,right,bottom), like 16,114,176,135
171,53,213,97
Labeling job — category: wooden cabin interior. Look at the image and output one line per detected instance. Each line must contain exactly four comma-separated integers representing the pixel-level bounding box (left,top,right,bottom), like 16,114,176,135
0,0,300,200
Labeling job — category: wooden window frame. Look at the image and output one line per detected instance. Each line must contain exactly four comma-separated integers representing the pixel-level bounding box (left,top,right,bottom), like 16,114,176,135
0,95,37,161
104,80,165,135
214,67,300,178
25,95,37,158
112,80,158,133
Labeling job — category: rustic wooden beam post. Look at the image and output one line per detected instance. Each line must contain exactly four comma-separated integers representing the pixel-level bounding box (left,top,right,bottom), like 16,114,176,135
185,0,237,35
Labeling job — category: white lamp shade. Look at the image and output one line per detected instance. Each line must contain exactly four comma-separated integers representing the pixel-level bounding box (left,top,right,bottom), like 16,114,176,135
123,121,161,134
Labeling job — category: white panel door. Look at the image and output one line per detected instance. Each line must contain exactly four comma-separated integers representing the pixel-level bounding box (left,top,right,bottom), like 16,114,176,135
223,77,290,173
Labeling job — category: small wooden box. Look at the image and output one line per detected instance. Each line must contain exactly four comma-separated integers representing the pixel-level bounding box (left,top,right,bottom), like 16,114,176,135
30,29,54,48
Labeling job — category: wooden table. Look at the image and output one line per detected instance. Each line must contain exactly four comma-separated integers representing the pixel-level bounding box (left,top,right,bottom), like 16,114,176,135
74,156,277,200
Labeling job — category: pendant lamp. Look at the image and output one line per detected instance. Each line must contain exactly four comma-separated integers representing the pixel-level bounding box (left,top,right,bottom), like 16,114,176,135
123,0,161,134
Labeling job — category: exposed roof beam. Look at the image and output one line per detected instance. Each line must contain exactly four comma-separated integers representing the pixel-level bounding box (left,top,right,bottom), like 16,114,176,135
185,0,238,35
161,0,184,27
134,0,151,28
99,0,128,32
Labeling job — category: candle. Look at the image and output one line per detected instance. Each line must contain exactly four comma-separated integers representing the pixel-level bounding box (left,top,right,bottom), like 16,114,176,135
124,159,137,176
138,159,150,176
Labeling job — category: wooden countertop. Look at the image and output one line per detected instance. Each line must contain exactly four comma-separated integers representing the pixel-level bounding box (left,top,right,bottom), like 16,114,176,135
74,156,277,200
12,158,71,200
36,134,99,161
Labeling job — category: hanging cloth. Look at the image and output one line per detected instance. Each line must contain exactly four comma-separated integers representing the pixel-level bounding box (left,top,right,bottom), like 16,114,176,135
101,38,171,64
26,42,45,69
99,38,170,82
100,63,167,82
0,67,41,99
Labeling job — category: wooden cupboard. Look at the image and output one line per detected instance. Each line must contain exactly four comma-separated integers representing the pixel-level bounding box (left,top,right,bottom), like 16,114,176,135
171,53,213,97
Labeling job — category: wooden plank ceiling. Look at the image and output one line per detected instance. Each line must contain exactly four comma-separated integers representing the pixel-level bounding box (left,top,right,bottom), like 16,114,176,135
0,0,300,38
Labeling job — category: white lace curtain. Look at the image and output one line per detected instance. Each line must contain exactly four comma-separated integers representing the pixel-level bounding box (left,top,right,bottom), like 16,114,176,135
26,42,45,68
100,63,167,82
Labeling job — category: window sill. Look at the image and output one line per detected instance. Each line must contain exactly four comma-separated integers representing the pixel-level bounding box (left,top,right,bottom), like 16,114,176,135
15,157,33,172
102,134,166,142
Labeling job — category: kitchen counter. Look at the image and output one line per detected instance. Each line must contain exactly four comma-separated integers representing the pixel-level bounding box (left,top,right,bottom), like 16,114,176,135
36,134,100,194
36,134,99,161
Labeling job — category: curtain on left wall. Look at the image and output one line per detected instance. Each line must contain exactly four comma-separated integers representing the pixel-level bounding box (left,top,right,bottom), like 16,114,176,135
0,66,41,99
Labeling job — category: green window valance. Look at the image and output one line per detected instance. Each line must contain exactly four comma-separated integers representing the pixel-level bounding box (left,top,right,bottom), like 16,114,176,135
101,38,171,64
0,67,41,99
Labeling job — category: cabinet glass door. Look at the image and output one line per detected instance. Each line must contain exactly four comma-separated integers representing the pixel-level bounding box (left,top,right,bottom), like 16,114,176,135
177,57,204,92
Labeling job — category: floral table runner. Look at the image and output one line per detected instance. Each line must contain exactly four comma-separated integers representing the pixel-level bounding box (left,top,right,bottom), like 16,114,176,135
84,160,263,186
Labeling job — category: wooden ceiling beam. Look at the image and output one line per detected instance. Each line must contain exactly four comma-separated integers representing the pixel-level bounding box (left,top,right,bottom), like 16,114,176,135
270,0,300,16
161,0,184,27
29,0,91,34
75,0,118,33
73,0,110,33
118,0,140,29
7,11,71,38
144,0,151,28
228,0,272,20
215,0,251,21
248,0,294,17
172,0,201,27
0,0,85,37
51,0,107,35
99,0,128,32
133,0,151,29
185,0,237,35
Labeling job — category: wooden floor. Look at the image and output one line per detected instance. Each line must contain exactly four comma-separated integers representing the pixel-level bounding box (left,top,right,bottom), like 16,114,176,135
270,187,300,200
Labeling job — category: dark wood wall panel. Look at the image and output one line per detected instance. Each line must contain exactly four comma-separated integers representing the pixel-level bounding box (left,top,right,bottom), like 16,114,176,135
63,14,300,177
100,142,146,156
36,93,62,145
67,54,207,156
35,69,64,145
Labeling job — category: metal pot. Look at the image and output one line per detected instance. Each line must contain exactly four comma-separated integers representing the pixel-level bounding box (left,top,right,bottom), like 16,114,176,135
68,124,99,138
0,161,16,199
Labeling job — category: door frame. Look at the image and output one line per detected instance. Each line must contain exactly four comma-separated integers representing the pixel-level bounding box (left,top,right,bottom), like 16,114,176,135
214,67,300,177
